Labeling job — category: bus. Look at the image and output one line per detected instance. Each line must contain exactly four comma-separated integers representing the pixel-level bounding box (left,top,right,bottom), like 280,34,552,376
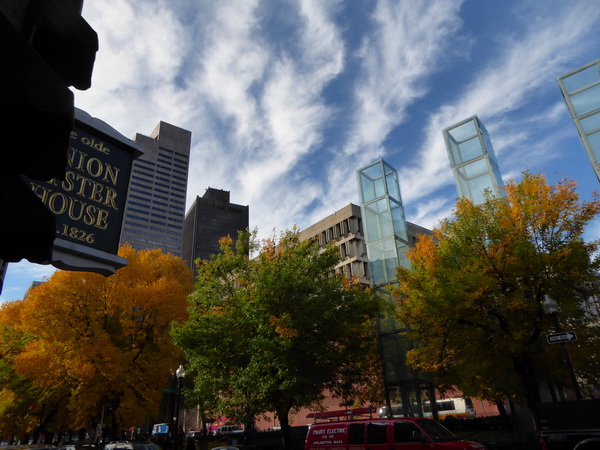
378,398,476,420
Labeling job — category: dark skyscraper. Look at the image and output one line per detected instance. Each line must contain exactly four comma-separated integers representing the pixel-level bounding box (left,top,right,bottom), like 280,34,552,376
119,121,191,257
182,188,249,272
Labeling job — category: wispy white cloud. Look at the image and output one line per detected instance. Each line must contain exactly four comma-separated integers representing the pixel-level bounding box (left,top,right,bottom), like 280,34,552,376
181,0,347,236
74,0,600,242
399,0,600,210
343,0,465,158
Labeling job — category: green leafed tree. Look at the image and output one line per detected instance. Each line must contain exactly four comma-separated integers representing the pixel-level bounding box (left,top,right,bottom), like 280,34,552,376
172,229,384,448
394,172,600,426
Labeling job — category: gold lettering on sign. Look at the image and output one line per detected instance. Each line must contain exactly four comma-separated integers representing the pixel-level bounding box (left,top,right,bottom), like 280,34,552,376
29,132,124,244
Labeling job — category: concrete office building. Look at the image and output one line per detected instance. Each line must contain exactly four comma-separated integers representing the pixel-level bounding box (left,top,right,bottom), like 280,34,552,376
298,203,432,285
182,188,249,273
558,59,600,182
119,122,191,257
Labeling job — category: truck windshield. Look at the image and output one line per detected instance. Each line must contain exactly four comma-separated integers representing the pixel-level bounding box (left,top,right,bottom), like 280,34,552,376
417,420,459,442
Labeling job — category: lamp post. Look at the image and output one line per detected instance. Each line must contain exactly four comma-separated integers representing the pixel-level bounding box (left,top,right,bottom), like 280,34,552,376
543,295,582,401
174,365,186,450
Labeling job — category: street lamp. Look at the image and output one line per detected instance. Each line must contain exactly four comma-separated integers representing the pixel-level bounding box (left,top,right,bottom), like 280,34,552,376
174,365,186,450
543,295,582,401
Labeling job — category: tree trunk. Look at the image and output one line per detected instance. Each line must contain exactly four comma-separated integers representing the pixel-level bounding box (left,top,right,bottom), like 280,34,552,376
277,409,291,450
512,353,543,450
494,399,510,429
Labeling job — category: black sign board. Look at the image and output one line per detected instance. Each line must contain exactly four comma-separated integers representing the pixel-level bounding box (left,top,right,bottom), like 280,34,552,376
27,110,142,258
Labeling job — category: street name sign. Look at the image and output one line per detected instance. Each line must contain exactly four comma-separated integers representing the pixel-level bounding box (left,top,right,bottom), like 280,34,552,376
546,331,577,344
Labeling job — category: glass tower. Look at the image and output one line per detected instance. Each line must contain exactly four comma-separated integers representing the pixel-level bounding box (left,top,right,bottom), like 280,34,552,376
357,159,429,416
443,116,504,204
558,59,600,182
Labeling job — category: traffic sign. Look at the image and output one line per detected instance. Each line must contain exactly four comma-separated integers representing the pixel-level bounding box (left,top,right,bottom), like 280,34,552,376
547,331,577,344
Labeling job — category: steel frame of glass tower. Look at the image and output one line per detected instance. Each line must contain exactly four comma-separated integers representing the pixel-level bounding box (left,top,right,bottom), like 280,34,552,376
558,59,600,182
357,159,431,418
443,115,504,203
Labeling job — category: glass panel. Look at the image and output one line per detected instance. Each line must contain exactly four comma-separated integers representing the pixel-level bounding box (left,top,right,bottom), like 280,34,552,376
463,158,488,177
588,131,600,162
364,199,393,242
562,65,600,93
349,423,365,445
396,240,410,269
359,172,377,203
390,200,408,241
367,237,397,285
374,177,386,199
367,423,387,445
394,422,421,443
490,160,504,189
482,128,495,157
386,172,400,201
581,112,600,133
449,138,461,164
570,84,600,116
362,162,383,180
458,136,484,161
448,119,477,142
469,173,495,205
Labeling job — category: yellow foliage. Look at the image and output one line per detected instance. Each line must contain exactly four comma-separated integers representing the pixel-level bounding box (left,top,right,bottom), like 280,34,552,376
269,315,299,338
0,245,194,433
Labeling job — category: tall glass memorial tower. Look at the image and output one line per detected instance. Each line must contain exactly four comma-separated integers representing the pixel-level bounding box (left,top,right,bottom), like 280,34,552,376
357,159,430,417
443,116,504,203
558,59,600,182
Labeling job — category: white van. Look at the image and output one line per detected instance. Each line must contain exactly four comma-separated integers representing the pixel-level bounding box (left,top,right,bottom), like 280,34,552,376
215,425,243,437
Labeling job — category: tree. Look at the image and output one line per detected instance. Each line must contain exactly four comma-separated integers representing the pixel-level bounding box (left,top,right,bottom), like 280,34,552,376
394,172,600,426
171,229,384,448
0,245,194,439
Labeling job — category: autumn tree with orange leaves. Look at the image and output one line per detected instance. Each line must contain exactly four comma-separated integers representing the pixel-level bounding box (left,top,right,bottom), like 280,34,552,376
394,172,600,428
0,245,193,439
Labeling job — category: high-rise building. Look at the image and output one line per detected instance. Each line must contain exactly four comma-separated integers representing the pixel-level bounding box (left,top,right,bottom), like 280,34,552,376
119,121,191,257
182,188,249,272
443,116,504,204
557,59,600,182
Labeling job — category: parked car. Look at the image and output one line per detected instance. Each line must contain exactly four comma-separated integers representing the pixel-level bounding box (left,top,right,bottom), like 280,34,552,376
214,426,243,437
211,446,255,450
103,442,151,450
305,417,486,450
0,446,56,450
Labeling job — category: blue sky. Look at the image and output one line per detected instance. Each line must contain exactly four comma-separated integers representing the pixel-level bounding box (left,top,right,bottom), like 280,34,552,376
2,0,600,302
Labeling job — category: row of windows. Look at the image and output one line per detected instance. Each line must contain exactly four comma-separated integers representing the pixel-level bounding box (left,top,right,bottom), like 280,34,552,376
154,169,186,185
135,158,155,166
310,218,362,248
347,422,426,445
335,261,368,279
129,191,184,212
158,146,189,160
122,227,182,244
123,220,182,236
132,168,155,177
128,199,181,217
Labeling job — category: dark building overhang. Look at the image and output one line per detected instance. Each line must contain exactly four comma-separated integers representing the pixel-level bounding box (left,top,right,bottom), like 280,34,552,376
0,0,98,264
